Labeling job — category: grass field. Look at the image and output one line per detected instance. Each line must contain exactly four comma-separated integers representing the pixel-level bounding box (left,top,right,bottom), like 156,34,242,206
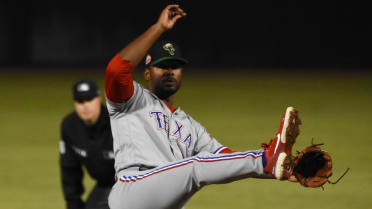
0,69,371,209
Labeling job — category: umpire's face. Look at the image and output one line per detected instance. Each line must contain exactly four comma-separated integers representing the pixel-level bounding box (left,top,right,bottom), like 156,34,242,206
74,96,102,126
144,64,182,100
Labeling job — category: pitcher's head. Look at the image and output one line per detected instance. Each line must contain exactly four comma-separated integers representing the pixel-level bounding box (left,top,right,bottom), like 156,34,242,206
144,40,188,99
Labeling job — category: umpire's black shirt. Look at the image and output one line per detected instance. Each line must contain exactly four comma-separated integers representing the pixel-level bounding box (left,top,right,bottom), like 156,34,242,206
60,105,115,209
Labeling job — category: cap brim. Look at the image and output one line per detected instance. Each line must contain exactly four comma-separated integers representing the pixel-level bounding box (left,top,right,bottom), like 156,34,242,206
150,57,189,67
74,94,98,103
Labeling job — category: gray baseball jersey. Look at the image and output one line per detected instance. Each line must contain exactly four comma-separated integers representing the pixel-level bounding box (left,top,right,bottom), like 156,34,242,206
107,81,265,209
107,81,225,174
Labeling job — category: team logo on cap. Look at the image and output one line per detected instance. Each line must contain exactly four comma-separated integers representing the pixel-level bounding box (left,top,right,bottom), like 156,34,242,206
163,43,175,56
77,83,90,92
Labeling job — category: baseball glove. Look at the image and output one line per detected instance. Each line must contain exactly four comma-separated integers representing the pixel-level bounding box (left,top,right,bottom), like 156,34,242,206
292,139,349,189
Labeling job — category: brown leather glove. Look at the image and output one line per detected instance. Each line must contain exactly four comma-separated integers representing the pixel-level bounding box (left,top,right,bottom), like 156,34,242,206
292,141,349,189
293,144,333,187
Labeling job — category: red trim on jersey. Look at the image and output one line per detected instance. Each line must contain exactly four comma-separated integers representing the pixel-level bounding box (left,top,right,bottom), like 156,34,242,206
105,54,134,103
218,147,235,154
165,103,176,113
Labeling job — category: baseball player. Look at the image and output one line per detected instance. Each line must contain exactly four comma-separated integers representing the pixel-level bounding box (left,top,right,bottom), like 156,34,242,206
59,79,115,209
105,5,300,209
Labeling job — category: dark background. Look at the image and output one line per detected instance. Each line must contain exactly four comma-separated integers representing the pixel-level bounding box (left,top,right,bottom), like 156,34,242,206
0,0,371,69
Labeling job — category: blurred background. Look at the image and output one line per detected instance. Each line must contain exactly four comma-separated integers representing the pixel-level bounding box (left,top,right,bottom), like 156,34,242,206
1,1,371,209
1,0,371,69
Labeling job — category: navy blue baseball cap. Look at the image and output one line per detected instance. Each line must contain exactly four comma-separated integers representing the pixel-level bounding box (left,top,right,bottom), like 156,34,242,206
72,79,100,102
145,40,188,68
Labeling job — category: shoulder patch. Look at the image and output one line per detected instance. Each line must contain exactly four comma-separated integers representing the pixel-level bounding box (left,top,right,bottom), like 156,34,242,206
59,140,66,154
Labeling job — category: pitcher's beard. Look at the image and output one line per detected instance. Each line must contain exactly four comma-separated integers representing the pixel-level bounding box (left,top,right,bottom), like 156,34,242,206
153,82,181,100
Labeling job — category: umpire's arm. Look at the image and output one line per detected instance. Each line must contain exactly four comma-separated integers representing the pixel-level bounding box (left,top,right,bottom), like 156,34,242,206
59,122,85,209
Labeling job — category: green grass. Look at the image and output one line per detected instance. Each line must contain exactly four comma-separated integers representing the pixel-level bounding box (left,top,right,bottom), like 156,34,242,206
0,69,371,209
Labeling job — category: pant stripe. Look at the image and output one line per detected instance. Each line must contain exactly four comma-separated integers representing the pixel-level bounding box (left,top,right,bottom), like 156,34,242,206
120,151,263,183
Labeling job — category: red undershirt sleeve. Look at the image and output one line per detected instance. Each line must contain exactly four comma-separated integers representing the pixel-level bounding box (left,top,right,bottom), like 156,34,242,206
105,54,135,103
218,147,236,154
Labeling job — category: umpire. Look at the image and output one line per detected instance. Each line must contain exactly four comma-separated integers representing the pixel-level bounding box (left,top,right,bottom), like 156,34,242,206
59,79,115,209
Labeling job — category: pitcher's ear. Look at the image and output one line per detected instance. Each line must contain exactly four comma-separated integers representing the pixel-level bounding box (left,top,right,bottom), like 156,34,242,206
144,68,150,81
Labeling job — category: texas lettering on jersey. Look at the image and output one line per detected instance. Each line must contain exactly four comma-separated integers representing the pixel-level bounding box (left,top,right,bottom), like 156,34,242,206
150,111,192,149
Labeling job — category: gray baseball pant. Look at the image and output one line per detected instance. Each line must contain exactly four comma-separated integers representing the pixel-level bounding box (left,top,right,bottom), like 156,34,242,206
108,150,264,209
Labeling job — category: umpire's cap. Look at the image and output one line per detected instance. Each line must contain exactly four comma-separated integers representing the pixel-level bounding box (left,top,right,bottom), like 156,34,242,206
145,40,188,68
72,79,100,103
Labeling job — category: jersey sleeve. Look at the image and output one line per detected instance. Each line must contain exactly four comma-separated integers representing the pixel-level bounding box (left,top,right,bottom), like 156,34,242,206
105,54,135,103
191,117,235,155
59,122,85,209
